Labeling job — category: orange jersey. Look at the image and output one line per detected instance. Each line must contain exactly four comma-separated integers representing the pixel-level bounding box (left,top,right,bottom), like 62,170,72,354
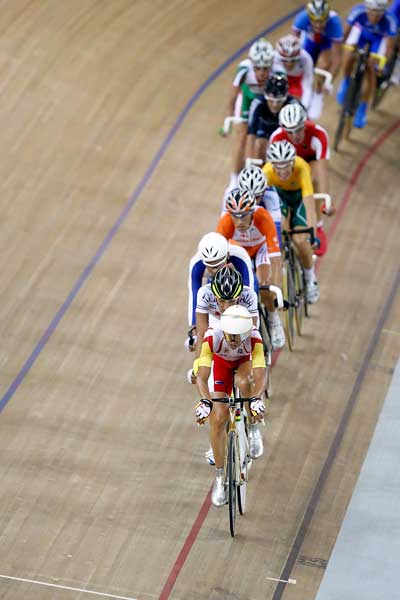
216,206,281,258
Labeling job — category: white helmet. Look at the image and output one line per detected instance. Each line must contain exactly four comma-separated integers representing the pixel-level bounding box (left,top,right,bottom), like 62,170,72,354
238,166,266,196
365,0,387,10
267,140,297,163
276,34,301,61
249,38,274,68
198,232,228,267
220,305,253,338
278,103,307,130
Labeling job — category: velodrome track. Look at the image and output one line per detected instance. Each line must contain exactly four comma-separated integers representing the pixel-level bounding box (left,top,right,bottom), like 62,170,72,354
0,2,399,599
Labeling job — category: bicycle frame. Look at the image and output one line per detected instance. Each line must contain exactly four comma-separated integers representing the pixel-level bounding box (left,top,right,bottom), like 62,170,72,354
334,43,372,151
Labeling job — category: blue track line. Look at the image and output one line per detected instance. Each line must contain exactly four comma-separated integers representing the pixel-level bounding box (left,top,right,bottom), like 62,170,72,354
0,7,301,413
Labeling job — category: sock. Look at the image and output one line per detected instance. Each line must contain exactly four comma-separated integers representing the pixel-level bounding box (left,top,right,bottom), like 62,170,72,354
304,267,315,282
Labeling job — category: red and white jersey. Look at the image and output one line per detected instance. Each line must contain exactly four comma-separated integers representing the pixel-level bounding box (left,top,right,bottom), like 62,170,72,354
269,120,330,163
272,49,314,109
202,326,262,362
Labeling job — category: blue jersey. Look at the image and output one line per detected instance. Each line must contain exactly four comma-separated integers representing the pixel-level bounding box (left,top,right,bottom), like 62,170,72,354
347,4,398,38
390,0,400,25
293,10,343,62
187,244,254,327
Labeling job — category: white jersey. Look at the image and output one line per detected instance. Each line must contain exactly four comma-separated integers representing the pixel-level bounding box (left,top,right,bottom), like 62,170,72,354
272,49,314,109
188,243,255,327
196,284,258,320
233,58,263,94
203,325,262,361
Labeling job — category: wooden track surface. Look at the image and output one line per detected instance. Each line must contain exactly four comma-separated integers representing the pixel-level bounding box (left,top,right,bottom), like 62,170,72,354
0,2,399,599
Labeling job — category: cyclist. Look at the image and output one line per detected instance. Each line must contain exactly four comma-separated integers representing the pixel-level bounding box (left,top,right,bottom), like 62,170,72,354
247,72,302,164
216,189,285,349
336,0,397,128
221,38,274,190
237,165,282,247
270,103,333,256
273,34,315,111
188,232,254,349
389,0,400,84
263,140,320,303
194,305,267,506
293,0,344,118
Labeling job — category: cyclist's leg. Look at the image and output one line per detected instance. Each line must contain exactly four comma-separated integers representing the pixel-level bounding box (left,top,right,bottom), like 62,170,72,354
310,159,331,256
355,36,386,128
235,360,264,458
291,200,320,303
337,28,359,104
255,245,285,350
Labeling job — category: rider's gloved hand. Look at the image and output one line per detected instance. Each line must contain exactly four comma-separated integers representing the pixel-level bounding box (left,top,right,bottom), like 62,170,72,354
184,334,197,351
249,396,265,418
195,399,213,425
313,236,321,250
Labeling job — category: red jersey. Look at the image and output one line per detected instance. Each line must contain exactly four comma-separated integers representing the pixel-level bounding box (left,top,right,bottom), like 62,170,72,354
270,120,330,163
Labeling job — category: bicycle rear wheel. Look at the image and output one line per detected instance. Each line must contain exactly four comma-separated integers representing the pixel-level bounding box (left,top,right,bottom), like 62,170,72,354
282,264,296,351
227,430,238,537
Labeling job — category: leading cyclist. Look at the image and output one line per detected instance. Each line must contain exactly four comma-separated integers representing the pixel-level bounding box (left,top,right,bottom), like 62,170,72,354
336,0,397,128
194,305,266,506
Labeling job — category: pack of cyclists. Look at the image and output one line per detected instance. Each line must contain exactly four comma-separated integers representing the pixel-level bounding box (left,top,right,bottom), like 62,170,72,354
190,0,400,507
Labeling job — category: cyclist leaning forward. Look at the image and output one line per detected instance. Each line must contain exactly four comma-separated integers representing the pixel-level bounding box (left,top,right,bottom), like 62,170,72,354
195,305,267,507
216,188,285,350
270,102,334,256
263,139,320,303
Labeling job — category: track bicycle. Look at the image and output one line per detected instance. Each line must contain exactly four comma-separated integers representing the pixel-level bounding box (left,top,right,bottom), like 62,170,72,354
281,227,316,351
372,34,400,109
334,43,385,151
213,389,255,537
257,284,284,397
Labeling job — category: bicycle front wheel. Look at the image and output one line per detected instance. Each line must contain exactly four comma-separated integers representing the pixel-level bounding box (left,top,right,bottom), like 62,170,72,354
258,303,272,397
236,418,249,515
282,264,296,351
228,430,238,537
294,255,306,335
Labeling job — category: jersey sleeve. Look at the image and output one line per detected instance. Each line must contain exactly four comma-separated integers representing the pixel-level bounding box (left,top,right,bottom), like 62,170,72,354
269,127,285,144
298,157,314,197
386,11,399,35
188,254,206,326
247,99,262,135
198,331,214,368
251,337,266,368
326,14,344,41
233,63,248,87
216,214,235,239
253,209,281,257
311,124,330,160
196,285,212,314
292,10,309,32
346,4,364,26
239,288,259,317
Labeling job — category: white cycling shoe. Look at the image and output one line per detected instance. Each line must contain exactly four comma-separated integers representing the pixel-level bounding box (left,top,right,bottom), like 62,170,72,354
211,471,227,507
268,313,286,350
248,424,263,459
306,281,320,304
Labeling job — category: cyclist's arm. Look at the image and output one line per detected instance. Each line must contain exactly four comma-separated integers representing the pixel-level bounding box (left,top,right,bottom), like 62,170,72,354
188,256,206,327
331,40,343,80
196,339,213,399
251,341,267,397
216,213,235,239
300,159,317,231
194,311,209,359
312,158,330,194
227,84,240,118
301,52,314,109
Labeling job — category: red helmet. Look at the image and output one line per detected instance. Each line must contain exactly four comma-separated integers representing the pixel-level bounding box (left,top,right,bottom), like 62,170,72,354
276,34,301,61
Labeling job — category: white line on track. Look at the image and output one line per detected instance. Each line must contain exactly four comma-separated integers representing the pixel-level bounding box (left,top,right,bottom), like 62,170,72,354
266,576,297,584
0,574,137,599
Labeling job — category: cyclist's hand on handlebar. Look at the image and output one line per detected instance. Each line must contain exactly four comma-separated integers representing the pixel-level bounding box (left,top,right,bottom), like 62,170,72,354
187,368,197,384
249,396,265,421
195,399,213,425
322,202,336,216
312,236,321,250
184,335,197,351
